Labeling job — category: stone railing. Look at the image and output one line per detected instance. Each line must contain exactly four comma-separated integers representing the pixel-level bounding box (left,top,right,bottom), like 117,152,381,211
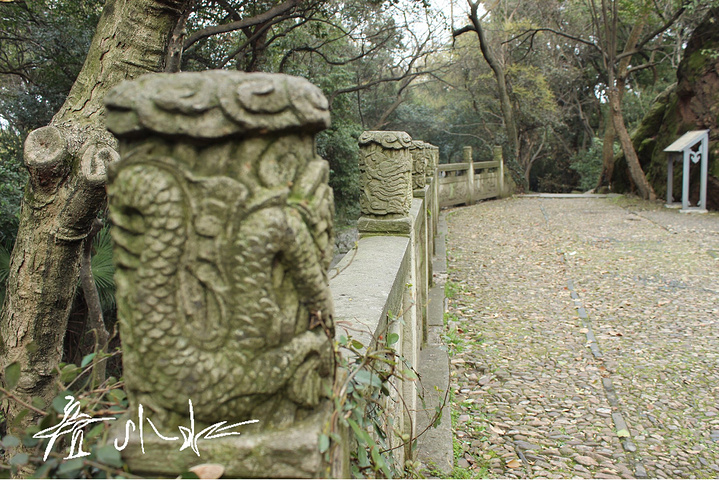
103,71,450,478
438,145,509,207
330,132,447,471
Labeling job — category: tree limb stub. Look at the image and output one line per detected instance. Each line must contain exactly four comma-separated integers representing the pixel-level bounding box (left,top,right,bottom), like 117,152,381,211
23,126,69,201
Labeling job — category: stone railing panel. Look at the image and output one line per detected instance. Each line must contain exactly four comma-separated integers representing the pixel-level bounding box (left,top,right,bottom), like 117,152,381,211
438,146,507,207
358,131,413,217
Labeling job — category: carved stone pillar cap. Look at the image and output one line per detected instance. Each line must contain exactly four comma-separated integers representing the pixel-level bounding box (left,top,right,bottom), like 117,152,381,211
358,131,413,149
105,70,330,139
409,140,427,149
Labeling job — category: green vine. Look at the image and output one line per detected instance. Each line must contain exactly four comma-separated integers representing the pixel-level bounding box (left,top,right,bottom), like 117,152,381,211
0,351,133,478
2,314,448,478
326,312,446,478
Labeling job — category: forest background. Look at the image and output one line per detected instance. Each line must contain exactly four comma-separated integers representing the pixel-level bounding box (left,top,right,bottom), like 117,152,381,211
3,0,716,238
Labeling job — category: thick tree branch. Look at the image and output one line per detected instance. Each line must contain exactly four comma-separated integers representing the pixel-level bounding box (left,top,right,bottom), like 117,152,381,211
183,0,300,50
452,24,475,38
165,1,194,72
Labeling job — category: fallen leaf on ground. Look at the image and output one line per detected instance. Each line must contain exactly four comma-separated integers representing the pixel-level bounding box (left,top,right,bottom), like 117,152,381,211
188,464,225,479
506,459,521,469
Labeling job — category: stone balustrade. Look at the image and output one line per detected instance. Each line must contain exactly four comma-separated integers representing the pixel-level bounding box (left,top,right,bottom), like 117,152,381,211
104,70,339,478
103,71,452,478
438,145,511,207
332,131,448,473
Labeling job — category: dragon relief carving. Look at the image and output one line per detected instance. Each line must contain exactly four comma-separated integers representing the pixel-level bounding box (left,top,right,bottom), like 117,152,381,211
410,141,428,190
105,71,335,430
358,131,413,217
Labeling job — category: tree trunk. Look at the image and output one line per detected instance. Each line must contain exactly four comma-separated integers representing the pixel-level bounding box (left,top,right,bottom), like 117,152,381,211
608,87,656,200
79,220,109,385
596,107,616,190
596,10,646,192
0,0,192,433
465,1,520,162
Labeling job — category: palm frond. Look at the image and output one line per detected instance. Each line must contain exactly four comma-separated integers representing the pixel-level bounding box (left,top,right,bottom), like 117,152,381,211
0,242,10,308
90,225,116,312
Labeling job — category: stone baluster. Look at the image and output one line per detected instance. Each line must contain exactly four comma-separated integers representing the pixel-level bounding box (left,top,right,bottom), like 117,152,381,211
426,144,439,176
494,145,505,196
104,70,341,478
463,145,475,205
357,131,414,235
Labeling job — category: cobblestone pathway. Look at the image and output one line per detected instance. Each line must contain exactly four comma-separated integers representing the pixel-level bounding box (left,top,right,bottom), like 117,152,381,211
444,196,719,479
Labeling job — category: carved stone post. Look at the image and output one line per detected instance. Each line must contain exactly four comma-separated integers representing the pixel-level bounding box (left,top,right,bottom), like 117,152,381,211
104,71,339,478
357,131,414,235
427,145,440,237
426,144,439,177
410,141,428,197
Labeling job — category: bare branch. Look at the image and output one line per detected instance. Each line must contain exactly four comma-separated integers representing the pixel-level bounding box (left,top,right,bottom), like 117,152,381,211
504,27,602,54
625,62,658,76
633,4,686,53
277,22,397,72
216,13,297,68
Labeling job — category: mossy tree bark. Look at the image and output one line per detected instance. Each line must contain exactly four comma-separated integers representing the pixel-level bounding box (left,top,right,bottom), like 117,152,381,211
0,0,192,433
608,86,656,200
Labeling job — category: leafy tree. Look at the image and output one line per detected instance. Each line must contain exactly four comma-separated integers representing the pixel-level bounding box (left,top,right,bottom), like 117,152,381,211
571,137,614,191
318,122,363,224
453,0,521,182
0,0,103,132
509,0,714,198
0,129,26,246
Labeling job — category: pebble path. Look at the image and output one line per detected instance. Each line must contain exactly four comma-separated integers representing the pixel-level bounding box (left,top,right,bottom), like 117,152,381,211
444,196,719,478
